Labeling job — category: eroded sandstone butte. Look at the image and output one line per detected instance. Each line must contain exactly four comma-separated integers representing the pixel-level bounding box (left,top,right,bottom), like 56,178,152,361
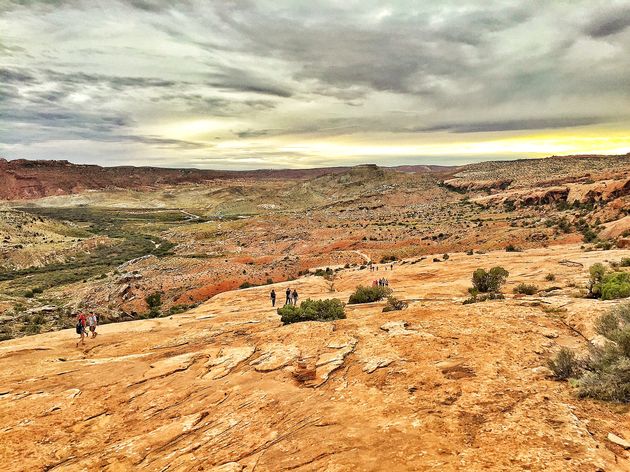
1,245,630,471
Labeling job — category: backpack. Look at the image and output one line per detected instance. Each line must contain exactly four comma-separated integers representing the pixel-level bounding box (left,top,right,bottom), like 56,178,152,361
75,321,83,334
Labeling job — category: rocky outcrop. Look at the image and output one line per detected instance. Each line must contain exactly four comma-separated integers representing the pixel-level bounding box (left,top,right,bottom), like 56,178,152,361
442,178,512,193
600,216,630,239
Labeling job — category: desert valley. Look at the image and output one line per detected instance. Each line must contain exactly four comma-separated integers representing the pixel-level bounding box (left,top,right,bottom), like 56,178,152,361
1,154,630,470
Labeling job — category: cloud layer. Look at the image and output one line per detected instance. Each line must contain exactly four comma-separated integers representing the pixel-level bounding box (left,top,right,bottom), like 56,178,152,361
1,0,629,168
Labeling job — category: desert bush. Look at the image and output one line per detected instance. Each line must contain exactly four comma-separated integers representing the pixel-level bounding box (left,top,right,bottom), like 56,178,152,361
382,296,408,313
442,253,449,260
463,290,505,305
466,249,474,255
547,347,579,380
239,281,254,289
380,255,398,263
145,292,162,317
595,240,613,250
545,273,556,282
505,244,521,252
620,257,630,267
278,298,345,324
313,267,333,277
550,303,630,402
168,303,197,315
348,285,392,304
581,227,598,243
471,267,509,293
587,263,607,298
513,283,538,295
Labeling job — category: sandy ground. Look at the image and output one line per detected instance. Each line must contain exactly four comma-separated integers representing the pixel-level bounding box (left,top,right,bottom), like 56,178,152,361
1,245,630,471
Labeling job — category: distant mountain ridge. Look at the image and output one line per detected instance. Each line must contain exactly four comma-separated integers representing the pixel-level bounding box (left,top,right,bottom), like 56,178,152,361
1,154,628,201
0,158,455,200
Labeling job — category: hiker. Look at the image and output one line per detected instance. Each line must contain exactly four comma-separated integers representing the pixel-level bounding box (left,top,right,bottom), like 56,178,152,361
292,289,299,306
285,287,291,305
87,311,98,338
75,311,87,347
270,289,276,307
373,280,378,286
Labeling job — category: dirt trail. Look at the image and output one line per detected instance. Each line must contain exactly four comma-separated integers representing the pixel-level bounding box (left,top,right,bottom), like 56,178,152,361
1,245,629,471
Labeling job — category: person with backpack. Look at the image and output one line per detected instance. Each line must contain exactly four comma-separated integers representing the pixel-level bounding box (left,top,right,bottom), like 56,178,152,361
292,289,298,306
270,289,276,307
75,311,87,347
285,287,291,305
87,312,98,338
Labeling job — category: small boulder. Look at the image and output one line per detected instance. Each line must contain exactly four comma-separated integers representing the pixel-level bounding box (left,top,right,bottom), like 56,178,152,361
531,366,553,379
607,432,630,449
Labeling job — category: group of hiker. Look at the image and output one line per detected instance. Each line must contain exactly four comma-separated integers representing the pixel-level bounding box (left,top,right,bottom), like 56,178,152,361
269,287,299,307
373,278,390,287
369,264,394,272
75,311,98,347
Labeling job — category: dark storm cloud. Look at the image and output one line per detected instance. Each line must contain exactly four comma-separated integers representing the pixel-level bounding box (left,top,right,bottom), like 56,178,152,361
415,117,608,134
585,4,630,37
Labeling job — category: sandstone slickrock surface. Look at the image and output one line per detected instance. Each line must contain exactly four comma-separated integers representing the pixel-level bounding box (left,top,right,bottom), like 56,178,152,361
1,246,630,470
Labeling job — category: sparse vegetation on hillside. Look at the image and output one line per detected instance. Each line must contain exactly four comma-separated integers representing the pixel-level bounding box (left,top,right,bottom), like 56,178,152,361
278,298,345,324
548,303,630,402
348,285,392,304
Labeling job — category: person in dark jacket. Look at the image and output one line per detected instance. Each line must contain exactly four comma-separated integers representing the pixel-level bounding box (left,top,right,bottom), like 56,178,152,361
285,287,291,305
270,289,276,307
292,289,299,306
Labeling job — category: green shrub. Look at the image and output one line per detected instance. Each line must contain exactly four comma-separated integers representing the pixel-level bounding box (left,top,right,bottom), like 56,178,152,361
239,281,254,289
545,273,556,282
145,292,162,317
382,296,408,313
442,253,449,260
471,267,509,293
600,272,630,300
547,347,579,380
513,283,538,295
581,227,598,243
505,244,521,252
619,258,630,267
589,264,630,300
348,285,392,304
278,298,345,324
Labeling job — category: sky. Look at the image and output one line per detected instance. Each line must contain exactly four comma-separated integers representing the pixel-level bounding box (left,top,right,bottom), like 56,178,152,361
1,0,630,169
